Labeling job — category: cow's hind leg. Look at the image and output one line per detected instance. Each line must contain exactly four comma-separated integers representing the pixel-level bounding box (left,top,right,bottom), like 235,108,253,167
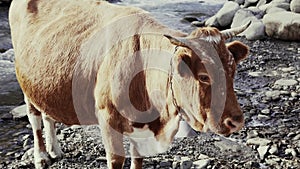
25,99,51,168
42,114,63,159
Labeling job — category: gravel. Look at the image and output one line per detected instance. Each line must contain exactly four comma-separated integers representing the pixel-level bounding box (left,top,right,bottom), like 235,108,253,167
0,1,300,169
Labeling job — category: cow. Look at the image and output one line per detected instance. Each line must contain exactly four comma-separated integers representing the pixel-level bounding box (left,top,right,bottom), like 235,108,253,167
9,0,250,168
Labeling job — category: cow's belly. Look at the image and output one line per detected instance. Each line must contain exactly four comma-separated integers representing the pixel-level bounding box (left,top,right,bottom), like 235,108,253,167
15,60,98,125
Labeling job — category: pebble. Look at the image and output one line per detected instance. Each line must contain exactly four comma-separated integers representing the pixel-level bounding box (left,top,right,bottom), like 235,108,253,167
261,109,270,115
291,92,298,98
248,71,263,77
274,79,298,86
247,130,259,139
285,148,297,157
257,145,269,159
180,160,193,169
292,134,300,141
198,154,210,160
182,16,198,22
193,159,210,169
214,140,242,152
191,21,205,27
265,156,281,165
10,105,27,119
257,114,270,120
269,144,278,155
281,67,295,72
265,90,281,100
159,161,172,167
246,137,271,146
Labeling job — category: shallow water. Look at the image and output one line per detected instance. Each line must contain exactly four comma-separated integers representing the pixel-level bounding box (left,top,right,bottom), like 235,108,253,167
0,0,225,164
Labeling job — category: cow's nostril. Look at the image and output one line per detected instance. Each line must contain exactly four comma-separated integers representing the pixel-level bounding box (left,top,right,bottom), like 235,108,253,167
224,117,243,133
226,120,236,129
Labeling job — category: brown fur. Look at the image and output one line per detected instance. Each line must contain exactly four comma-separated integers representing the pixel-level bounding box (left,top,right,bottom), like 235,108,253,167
27,0,39,14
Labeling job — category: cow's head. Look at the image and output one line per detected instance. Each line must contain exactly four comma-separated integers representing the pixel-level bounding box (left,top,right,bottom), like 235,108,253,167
165,23,249,136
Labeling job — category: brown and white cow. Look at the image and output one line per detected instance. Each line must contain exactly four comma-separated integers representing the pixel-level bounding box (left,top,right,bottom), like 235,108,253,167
9,0,249,168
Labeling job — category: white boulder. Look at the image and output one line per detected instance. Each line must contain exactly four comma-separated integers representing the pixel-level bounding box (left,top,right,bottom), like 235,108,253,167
216,1,240,27
263,11,300,40
291,0,300,13
231,9,265,40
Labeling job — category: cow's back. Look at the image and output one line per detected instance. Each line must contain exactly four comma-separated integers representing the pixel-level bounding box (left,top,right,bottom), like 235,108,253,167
9,0,147,124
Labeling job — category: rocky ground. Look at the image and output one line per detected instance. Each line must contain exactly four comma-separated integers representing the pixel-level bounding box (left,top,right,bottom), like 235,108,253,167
1,36,300,169
0,1,300,169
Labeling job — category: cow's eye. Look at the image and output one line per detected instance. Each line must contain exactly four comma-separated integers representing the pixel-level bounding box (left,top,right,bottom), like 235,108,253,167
198,73,210,84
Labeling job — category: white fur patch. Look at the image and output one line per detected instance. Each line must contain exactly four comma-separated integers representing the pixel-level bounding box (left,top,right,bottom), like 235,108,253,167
126,125,170,156
201,35,221,43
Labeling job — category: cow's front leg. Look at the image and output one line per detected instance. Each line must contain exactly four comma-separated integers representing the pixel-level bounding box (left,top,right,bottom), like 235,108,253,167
42,114,63,159
129,142,143,169
97,110,125,169
25,100,51,168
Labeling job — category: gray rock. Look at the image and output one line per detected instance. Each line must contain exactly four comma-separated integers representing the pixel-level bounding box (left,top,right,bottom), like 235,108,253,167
180,160,193,169
21,148,34,161
274,79,298,86
191,21,205,27
244,0,260,8
248,71,263,77
234,0,246,5
281,67,295,72
193,159,210,169
292,134,300,140
256,0,267,7
247,137,271,146
261,109,271,115
10,104,27,119
205,15,219,27
265,90,281,100
263,11,300,40
247,130,259,139
266,6,287,13
160,161,172,167
242,20,265,40
291,0,300,13
216,1,241,27
285,148,297,157
214,139,243,152
231,9,265,40
257,145,269,159
257,114,270,120
0,49,14,62
265,155,281,165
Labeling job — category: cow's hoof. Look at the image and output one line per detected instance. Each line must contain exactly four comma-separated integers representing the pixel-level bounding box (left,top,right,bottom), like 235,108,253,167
48,149,64,160
34,152,51,169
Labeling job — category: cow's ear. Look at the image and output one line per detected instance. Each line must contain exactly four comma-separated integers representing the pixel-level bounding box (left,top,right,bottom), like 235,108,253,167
164,35,189,48
178,54,192,77
226,41,249,63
